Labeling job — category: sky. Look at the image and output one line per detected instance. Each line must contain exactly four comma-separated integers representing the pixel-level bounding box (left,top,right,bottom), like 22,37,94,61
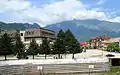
0,0,120,27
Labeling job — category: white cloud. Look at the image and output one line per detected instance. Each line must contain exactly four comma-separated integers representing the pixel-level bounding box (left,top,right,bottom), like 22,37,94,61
97,0,107,5
109,17,120,23
0,0,119,27
0,0,30,12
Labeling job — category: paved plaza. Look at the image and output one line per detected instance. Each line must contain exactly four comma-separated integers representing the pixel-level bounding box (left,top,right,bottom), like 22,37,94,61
0,49,120,60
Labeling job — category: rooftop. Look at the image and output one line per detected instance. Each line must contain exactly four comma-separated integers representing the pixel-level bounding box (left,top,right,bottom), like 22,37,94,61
87,35,110,42
102,37,120,43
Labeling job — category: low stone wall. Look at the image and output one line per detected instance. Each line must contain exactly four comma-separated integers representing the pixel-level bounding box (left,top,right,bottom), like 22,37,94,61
0,62,110,75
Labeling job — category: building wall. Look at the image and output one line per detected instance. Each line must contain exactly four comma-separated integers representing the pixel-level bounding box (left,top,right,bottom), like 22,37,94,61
36,38,43,45
24,28,41,38
24,28,55,49
23,28,56,48
20,30,25,42
40,28,55,38
87,36,110,49
24,37,42,46
0,59,110,75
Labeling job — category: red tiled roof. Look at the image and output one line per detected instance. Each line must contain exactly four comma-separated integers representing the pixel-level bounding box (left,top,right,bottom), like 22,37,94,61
80,42,87,46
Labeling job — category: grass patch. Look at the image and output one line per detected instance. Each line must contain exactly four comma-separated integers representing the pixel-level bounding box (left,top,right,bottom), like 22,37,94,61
46,66,120,75
103,66,120,75
103,72,120,75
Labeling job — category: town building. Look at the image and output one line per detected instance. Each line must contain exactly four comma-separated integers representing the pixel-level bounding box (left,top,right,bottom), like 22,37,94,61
102,37,120,45
86,36,110,49
24,28,56,48
0,28,56,48
102,37,120,50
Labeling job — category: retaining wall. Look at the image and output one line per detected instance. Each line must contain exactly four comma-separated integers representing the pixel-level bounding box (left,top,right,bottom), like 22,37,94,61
0,58,110,75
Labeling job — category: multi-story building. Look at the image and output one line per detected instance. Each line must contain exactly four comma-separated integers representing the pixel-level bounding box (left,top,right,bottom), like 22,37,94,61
102,37,120,50
87,36,110,49
0,28,56,48
24,28,56,48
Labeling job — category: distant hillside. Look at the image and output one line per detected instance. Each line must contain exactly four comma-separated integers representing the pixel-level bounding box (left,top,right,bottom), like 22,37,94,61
0,22,40,30
45,19,120,41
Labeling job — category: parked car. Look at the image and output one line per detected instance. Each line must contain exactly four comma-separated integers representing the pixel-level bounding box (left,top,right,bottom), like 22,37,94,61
106,54,115,57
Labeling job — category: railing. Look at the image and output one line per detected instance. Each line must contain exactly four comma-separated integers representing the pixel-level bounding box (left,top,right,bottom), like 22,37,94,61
0,62,110,75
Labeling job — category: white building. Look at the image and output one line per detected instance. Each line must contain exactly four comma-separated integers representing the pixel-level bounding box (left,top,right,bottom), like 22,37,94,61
20,28,56,48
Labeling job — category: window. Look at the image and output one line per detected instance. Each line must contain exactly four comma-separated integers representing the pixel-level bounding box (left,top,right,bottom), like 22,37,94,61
29,32,31,35
26,32,29,35
21,33,23,36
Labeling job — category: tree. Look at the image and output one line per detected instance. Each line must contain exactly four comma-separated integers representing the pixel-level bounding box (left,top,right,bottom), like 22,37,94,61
0,33,13,60
53,29,66,59
40,38,51,59
65,29,81,59
71,40,81,59
27,39,39,59
14,32,27,59
107,43,120,52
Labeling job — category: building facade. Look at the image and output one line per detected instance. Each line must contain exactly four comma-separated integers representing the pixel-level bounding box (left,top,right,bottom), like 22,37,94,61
24,28,56,48
87,36,110,49
0,28,56,48
102,37,120,50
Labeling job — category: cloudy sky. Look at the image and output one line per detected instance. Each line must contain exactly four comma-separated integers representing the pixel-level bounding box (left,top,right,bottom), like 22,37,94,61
0,0,120,27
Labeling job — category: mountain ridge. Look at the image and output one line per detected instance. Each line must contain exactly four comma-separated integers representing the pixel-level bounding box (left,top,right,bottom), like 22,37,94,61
45,19,120,41
0,22,40,30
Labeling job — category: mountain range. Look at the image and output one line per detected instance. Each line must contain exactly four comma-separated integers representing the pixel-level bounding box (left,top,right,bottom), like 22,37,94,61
45,19,120,41
0,22,40,30
1,19,120,41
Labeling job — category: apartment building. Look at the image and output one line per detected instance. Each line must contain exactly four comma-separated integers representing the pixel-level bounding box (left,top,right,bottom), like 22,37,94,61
0,28,56,48
87,35,110,49
24,28,56,48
